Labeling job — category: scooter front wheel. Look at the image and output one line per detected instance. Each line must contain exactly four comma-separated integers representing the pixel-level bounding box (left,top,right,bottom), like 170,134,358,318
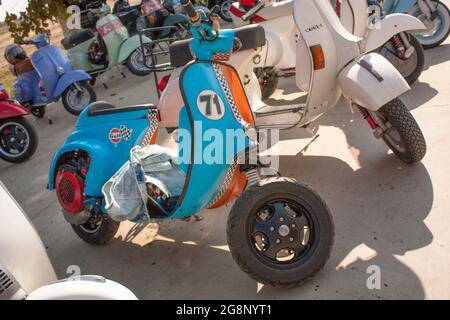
62,81,97,116
227,177,334,287
0,117,39,163
375,98,427,164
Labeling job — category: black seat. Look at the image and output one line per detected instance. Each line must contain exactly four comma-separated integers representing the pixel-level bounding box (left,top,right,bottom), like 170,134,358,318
61,29,96,50
87,101,156,117
168,24,266,68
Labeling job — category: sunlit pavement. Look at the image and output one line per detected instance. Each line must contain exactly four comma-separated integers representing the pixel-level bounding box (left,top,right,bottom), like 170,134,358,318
1,24,450,300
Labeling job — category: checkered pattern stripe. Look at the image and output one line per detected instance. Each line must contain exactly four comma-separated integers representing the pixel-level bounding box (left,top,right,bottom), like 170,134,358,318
207,157,238,208
212,63,246,127
120,125,133,141
213,52,231,61
140,110,159,147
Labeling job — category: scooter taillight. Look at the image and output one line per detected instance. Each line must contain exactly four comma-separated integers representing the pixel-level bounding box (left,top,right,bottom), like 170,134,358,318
158,75,170,93
239,0,256,8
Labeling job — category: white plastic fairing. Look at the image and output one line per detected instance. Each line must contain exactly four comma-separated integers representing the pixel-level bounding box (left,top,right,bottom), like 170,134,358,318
339,53,410,111
27,278,138,300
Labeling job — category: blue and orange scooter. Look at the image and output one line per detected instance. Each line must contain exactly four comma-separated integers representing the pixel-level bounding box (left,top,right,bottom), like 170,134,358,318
48,0,334,286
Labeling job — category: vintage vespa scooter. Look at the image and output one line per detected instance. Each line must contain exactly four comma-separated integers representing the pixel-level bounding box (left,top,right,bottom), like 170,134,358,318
61,3,154,82
0,83,38,163
48,1,335,286
159,0,427,165
334,0,426,84
5,35,96,117
231,0,427,97
380,0,450,48
0,181,137,300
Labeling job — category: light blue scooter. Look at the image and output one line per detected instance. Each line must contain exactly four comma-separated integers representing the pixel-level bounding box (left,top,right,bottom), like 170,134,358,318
48,2,334,287
13,34,97,117
382,0,450,48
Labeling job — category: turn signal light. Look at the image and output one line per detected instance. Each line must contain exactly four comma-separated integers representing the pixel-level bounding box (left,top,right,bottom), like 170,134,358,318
310,45,325,70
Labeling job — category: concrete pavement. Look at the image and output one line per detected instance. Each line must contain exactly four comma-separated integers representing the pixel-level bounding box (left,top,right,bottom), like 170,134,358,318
1,24,449,300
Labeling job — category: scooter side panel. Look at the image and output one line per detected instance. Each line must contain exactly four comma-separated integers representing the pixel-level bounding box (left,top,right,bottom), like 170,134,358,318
338,52,410,111
49,114,150,197
53,70,92,99
31,45,71,101
66,38,96,72
173,62,250,218
13,70,44,104
117,35,153,64
0,100,30,118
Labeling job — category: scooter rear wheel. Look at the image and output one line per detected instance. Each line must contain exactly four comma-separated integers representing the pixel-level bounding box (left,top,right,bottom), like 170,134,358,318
227,177,334,287
71,215,120,246
0,117,38,163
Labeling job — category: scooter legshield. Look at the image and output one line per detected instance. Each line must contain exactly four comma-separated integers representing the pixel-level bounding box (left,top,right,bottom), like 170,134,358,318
172,61,252,218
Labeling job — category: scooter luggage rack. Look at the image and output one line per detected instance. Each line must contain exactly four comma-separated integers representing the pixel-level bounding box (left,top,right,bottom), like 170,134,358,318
138,25,184,98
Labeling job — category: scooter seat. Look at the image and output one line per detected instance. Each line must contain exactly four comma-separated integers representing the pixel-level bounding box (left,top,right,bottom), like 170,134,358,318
61,29,96,50
169,25,266,68
87,101,156,117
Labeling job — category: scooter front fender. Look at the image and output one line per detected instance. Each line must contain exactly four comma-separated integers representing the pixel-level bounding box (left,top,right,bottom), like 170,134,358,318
53,70,92,99
339,52,410,111
117,35,152,64
27,278,138,300
48,139,114,197
365,13,426,52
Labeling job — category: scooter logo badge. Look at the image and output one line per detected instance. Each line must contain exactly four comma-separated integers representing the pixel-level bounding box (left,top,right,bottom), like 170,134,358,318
197,90,225,120
109,125,133,146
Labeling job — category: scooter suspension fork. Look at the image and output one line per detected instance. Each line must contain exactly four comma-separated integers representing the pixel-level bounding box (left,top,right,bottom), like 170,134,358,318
391,33,414,59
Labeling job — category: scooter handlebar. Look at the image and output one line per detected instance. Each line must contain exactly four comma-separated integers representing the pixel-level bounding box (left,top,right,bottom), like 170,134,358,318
180,0,201,24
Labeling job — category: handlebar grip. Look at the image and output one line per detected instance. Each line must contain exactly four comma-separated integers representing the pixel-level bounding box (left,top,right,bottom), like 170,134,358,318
180,0,200,24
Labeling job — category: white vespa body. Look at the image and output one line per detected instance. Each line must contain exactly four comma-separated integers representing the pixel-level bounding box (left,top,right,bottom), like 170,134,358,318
159,0,426,163
0,181,137,300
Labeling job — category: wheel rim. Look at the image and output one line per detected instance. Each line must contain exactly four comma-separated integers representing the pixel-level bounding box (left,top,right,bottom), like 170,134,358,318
249,200,314,265
0,122,30,158
376,112,407,154
66,85,91,112
79,215,103,234
380,40,418,78
411,3,449,45
130,47,152,72
221,1,231,20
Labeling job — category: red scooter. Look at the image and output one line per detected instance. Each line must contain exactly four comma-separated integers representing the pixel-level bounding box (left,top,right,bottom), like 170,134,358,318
0,83,38,163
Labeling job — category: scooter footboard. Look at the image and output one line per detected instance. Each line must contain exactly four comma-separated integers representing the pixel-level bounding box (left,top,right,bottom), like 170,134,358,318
338,53,410,111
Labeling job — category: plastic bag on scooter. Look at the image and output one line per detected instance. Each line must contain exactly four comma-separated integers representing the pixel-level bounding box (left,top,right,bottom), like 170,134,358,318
102,145,185,222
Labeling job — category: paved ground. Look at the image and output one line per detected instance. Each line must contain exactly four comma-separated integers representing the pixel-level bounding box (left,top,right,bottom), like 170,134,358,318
1,25,450,299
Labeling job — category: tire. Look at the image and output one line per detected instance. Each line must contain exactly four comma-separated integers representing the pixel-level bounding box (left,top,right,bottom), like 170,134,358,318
0,117,38,163
258,68,279,100
218,0,233,22
382,34,425,85
410,0,450,49
125,46,152,76
227,177,334,287
62,81,97,116
378,98,427,164
71,215,120,246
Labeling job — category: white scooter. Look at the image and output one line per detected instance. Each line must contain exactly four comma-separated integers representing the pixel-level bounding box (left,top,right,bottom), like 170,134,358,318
230,0,427,97
159,0,427,164
0,181,137,300
335,0,426,84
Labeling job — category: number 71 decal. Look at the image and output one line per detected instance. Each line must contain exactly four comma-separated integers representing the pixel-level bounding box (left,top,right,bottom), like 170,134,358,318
197,90,225,120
